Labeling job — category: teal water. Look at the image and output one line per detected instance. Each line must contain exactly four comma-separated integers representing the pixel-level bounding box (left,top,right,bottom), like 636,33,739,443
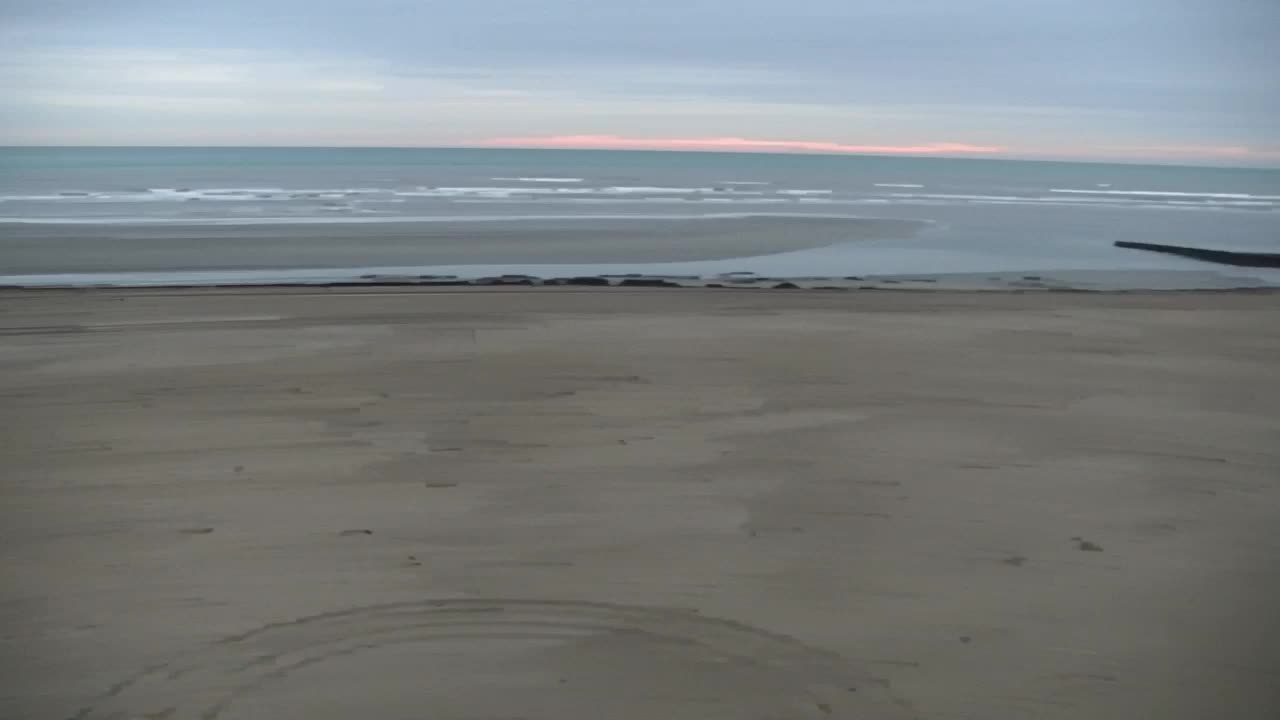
3,147,1278,202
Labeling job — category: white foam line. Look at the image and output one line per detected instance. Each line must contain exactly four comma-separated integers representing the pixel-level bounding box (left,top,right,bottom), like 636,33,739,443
397,186,773,198
449,197,796,205
889,193,1025,201
874,183,925,188
1049,188,1280,200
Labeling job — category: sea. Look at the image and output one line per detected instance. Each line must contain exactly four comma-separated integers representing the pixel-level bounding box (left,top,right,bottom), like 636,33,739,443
2,147,1278,289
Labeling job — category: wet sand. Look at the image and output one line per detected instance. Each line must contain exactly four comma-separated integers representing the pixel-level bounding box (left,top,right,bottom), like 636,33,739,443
0,215,923,274
2,287,1279,719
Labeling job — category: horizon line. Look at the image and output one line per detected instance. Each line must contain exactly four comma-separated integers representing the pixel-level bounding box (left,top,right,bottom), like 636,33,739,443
1,143,1277,171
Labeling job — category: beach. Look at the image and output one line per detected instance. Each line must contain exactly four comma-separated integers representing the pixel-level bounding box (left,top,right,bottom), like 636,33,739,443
2,286,1278,719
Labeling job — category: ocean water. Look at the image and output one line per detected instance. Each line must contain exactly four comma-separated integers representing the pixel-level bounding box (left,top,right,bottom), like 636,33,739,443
2,147,1278,288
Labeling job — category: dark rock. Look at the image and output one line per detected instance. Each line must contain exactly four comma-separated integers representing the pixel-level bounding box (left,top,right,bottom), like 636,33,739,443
1077,540,1104,552
179,527,215,535
339,529,373,536
773,282,801,289
557,276,612,286
356,275,468,286
618,278,683,288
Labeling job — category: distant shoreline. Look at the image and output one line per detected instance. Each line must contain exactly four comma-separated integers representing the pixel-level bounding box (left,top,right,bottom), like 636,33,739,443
5,279,1279,296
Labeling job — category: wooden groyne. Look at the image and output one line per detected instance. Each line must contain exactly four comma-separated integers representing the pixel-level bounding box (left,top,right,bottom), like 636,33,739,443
1115,241,1280,268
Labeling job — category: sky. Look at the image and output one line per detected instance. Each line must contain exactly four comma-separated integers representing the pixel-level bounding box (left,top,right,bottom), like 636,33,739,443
0,0,1276,164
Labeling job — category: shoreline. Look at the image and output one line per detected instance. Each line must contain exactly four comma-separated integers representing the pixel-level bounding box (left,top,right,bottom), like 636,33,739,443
4,269,1279,293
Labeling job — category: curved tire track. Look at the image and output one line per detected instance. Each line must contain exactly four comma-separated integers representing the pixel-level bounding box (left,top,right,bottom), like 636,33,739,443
72,599,913,719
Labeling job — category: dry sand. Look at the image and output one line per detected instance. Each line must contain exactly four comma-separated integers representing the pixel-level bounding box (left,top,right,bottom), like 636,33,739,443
2,287,1278,719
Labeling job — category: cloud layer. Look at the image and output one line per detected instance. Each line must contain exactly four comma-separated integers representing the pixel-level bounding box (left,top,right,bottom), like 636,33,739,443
1,0,1276,163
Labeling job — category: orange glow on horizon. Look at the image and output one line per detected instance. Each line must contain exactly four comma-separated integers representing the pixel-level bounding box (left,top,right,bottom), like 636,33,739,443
480,134,1005,155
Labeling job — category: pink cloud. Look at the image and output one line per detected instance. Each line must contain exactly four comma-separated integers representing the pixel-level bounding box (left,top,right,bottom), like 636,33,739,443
480,134,1004,155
